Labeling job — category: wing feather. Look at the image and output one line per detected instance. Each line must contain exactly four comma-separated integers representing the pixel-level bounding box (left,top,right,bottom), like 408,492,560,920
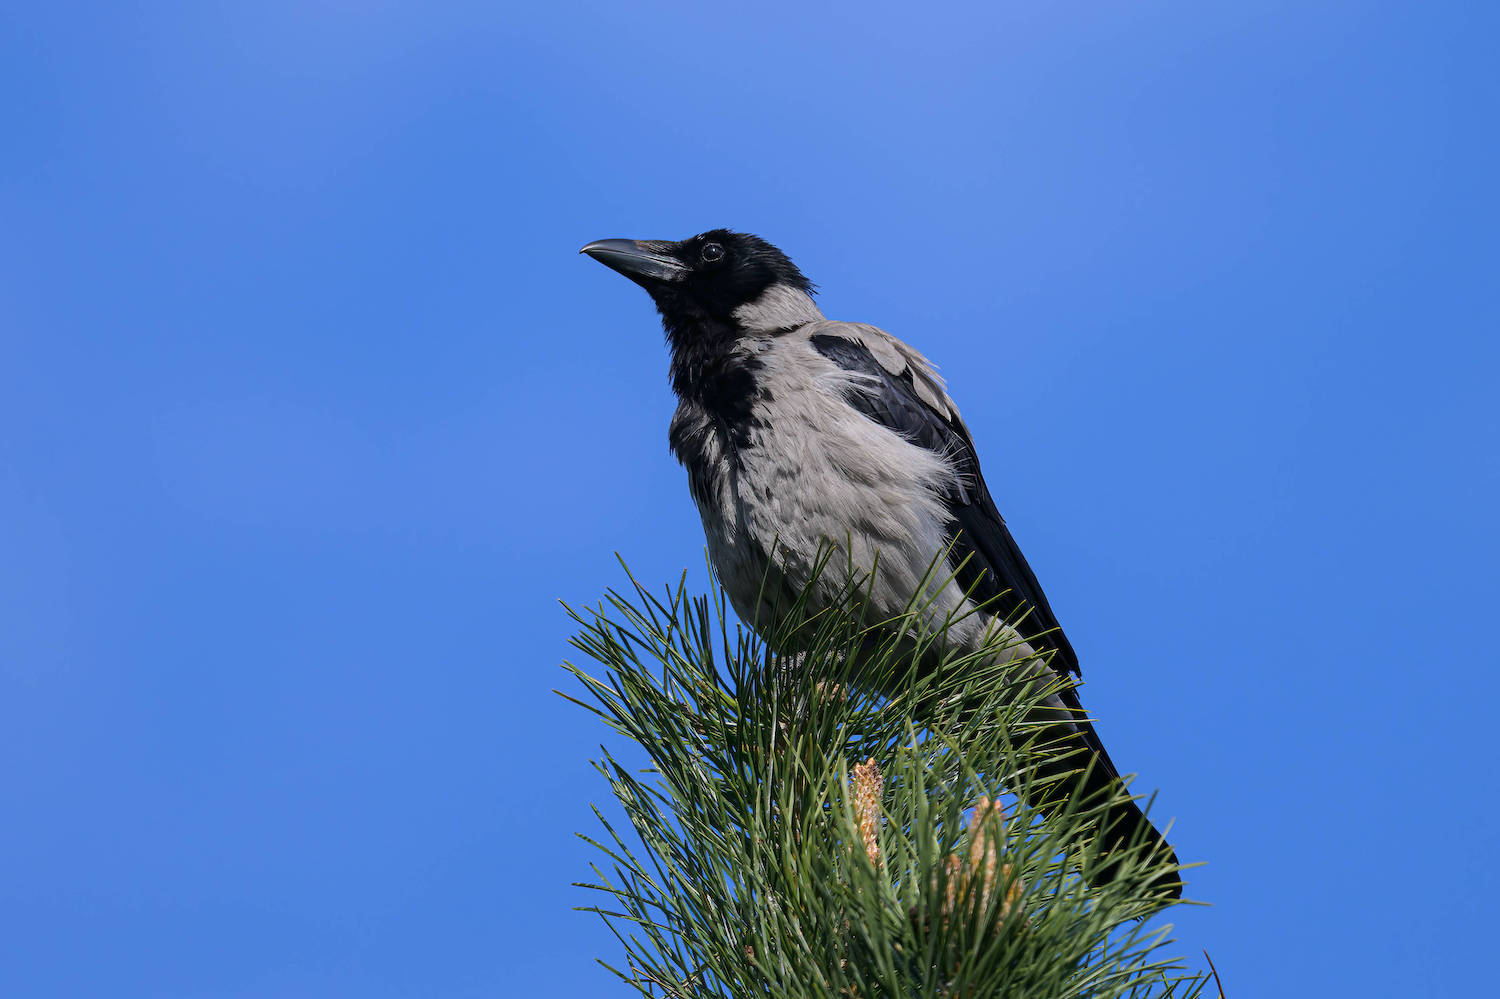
807,324,1081,676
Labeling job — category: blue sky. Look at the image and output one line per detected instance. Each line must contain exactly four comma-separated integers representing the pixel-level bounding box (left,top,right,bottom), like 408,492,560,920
2,2,1496,995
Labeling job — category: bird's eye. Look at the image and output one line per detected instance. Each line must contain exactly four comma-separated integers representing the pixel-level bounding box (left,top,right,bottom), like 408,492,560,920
701,242,725,263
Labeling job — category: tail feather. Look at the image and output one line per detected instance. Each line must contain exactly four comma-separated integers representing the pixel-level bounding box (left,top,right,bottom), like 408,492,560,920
866,633,1182,898
1028,687,1181,897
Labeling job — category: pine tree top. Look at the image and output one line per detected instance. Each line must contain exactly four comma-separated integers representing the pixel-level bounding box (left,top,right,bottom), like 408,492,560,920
560,558,1207,999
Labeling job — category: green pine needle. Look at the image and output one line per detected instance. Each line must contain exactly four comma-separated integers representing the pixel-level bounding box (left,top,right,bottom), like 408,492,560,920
560,557,1209,999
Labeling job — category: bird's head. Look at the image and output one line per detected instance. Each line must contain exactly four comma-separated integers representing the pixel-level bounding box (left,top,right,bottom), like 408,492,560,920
581,229,820,335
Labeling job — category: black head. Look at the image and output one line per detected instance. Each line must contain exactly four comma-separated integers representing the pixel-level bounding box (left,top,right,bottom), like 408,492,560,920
580,229,815,327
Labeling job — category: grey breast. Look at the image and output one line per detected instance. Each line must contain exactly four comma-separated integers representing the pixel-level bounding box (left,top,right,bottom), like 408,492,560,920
688,324,1017,658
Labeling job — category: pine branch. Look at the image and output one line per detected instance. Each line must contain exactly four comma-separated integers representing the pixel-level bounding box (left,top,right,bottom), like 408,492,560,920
561,560,1206,999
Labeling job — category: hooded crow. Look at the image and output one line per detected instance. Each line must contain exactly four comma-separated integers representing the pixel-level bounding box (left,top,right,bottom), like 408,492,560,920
582,229,1180,896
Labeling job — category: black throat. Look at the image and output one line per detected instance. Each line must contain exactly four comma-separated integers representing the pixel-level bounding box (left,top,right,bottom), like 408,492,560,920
658,301,767,512
660,299,762,442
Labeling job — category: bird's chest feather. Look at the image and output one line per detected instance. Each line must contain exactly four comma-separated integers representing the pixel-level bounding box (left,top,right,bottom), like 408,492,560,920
666,351,784,622
667,348,762,514
669,352,829,534
669,347,952,626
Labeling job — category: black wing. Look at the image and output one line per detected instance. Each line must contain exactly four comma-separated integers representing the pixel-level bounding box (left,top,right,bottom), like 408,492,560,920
809,333,1188,899
810,332,1080,676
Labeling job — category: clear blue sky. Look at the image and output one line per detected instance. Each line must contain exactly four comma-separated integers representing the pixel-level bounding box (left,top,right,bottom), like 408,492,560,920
3,2,1495,996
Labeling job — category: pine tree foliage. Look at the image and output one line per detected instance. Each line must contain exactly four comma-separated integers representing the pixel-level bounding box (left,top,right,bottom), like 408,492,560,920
560,558,1205,999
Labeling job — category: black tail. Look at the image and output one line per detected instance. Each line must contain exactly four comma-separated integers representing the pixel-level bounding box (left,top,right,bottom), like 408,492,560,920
1027,684,1182,898
867,631,1182,898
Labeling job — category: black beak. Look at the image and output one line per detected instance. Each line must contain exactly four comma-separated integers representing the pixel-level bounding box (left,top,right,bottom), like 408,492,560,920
580,239,689,286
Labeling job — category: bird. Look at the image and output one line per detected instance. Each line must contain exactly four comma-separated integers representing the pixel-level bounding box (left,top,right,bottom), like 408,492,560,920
581,228,1180,897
